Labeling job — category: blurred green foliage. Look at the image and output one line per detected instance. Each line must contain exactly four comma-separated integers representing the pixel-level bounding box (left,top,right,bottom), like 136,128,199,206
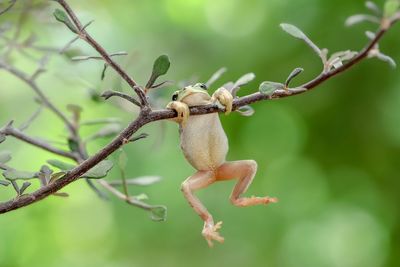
0,0,399,266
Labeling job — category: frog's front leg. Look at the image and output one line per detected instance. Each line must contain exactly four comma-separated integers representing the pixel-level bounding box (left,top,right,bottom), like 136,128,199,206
166,101,190,127
216,160,278,206
211,87,233,114
181,171,224,247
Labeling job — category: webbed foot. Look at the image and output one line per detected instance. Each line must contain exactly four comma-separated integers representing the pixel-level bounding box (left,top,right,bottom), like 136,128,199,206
202,221,224,247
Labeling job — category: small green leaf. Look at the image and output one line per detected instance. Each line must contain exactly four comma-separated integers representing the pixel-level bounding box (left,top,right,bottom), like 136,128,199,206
259,81,284,96
384,0,400,18
280,23,307,39
3,170,37,180
68,138,80,153
146,55,171,88
149,206,167,222
19,182,31,194
83,160,114,178
285,67,304,87
47,159,75,171
0,180,10,187
236,105,255,117
134,193,149,201
152,55,170,77
49,172,67,184
53,9,78,33
0,151,11,164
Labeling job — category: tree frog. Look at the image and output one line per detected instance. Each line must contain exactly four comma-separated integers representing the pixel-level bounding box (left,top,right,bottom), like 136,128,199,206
167,83,277,247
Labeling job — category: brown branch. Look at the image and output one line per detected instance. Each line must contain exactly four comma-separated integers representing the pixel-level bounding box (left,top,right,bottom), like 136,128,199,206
0,3,398,214
0,122,77,160
54,0,149,107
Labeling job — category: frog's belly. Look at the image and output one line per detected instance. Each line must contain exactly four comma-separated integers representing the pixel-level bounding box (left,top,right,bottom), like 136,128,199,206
180,114,228,171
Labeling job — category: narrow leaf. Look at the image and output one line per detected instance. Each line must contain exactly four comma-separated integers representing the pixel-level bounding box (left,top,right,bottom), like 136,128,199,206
3,170,37,180
365,31,376,40
0,180,10,186
231,73,256,97
376,52,397,68
206,67,227,87
285,67,304,87
19,182,31,194
280,23,322,60
365,1,382,15
49,172,67,184
0,151,11,164
83,160,114,179
345,14,380,26
53,9,78,33
259,81,284,96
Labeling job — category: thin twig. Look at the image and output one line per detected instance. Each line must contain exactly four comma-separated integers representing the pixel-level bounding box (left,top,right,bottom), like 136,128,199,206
55,0,149,107
1,124,77,160
0,61,76,135
71,51,127,61
101,90,141,107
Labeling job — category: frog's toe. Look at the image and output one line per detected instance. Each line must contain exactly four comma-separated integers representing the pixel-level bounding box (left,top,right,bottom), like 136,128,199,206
167,101,190,126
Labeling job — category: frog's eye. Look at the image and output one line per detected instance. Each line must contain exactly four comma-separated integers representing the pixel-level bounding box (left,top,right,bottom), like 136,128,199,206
172,92,178,101
198,83,207,90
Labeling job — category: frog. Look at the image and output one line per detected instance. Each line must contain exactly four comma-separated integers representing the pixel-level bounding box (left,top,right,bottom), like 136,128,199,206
167,83,277,247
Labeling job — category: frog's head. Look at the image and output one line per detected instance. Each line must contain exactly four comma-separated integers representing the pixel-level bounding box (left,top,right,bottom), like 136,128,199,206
171,83,210,105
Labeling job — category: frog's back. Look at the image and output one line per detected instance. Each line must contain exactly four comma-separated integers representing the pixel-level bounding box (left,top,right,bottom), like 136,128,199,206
180,113,228,171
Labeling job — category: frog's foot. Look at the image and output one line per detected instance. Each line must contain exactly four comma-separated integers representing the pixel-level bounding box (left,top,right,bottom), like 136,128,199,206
212,87,233,115
232,196,278,207
202,221,224,247
166,101,190,127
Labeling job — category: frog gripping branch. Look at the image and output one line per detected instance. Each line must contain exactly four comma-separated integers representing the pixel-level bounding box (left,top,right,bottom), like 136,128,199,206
167,83,277,246
0,0,399,247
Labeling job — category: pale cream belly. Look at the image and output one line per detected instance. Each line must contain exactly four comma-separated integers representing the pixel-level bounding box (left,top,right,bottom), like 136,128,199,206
180,114,228,171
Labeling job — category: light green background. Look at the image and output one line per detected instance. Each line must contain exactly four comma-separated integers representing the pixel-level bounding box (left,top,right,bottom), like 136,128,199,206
0,0,399,266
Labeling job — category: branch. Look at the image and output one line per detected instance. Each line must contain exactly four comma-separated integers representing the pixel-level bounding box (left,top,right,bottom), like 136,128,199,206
100,90,141,107
0,61,76,135
0,3,398,214
0,122,77,160
54,0,149,107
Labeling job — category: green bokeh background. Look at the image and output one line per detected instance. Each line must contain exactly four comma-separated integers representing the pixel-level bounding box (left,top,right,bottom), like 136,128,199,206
1,0,399,266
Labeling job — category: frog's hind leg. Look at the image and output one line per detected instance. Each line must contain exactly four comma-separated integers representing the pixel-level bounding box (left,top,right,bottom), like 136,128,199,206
181,171,224,247
216,160,278,207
